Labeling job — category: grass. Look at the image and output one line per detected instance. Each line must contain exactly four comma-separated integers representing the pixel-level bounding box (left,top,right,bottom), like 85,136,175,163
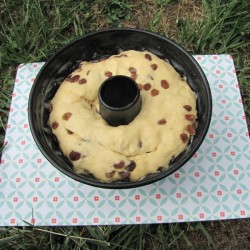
0,0,250,249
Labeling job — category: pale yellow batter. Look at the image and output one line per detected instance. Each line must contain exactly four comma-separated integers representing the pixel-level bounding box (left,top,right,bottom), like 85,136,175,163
49,50,197,182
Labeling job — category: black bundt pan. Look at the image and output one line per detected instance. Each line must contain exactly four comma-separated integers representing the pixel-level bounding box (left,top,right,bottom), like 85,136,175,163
28,28,212,189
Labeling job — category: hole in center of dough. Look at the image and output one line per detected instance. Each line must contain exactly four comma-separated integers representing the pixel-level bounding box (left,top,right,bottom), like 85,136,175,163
100,75,138,108
98,75,142,126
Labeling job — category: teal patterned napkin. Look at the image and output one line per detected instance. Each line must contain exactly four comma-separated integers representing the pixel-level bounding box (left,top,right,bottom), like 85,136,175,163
0,55,249,226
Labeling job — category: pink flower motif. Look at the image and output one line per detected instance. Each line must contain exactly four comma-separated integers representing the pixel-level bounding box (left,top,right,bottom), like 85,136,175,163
217,191,222,196
197,192,202,197
195,172,200,177
53,197,58,202
136,216,141,222
178,214,184,220
220,212,225,217
155,194,161,199
157,215,162,221
240,210,245,216
209,134,214,138
135,195,140,200
214,171,220,176
176,193,182,198
199,213,204,218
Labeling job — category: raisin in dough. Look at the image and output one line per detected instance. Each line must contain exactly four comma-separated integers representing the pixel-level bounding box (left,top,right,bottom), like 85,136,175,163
49,50,197,182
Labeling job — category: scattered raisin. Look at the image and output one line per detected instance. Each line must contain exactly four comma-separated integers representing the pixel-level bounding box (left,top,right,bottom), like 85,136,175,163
86,70,90,75
78,78,87,84
131,73,138,80
114,54,127,58
52,121,59,129
105,171,115,178
67,129,74,135
139,140,143,148
65,75,72,81
138,84,143,90
143,83,151,91
186,124,196,135
62,112,72,120
125,161,136,171
119,171,130,179
105,71,113,77
69,75,80,83
151,64,158,70
129,67,137,74
49,104,53,113
145,54,152,61
161,80,169,89
180,133,188,143
185,114,196,121
151,89,159,96
183,105,192,111
158,119,167,125
113,161,125,169
69,151,81,161
157,166,165,172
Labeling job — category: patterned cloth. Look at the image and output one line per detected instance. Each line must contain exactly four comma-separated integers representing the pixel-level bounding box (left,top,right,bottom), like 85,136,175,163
0,55,249,226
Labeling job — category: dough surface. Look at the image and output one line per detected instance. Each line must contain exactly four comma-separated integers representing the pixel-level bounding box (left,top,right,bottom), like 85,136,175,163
49,50,197,182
